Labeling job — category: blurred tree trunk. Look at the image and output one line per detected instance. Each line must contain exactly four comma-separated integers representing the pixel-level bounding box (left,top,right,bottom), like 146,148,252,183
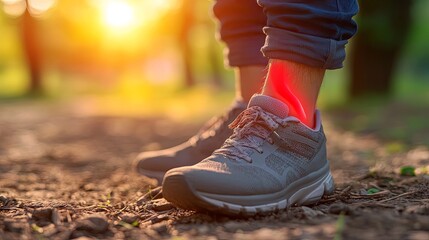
178,0,195,87
178,1,224,88
207,34,223,87
349,1,413,98
21,7,43,94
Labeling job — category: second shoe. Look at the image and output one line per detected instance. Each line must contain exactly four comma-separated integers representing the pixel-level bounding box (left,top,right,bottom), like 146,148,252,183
134,100,246,183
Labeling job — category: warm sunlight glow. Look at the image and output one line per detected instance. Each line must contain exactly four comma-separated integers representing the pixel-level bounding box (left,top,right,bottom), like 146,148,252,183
102,0,136,30
99,0,177,35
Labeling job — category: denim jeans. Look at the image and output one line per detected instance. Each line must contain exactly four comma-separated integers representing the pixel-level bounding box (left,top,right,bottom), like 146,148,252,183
213,0,358,69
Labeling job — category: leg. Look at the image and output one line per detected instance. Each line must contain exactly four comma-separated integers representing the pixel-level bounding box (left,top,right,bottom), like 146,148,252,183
235,66,266,102
259,0,359,127
134,0,268,182
163,0,359,215
213,0,269,102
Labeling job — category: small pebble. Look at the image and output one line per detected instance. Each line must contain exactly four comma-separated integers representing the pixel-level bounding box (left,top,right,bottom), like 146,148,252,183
4,221,24,233
120,213,139,224
151,199,174,212
32,207,53,221
301,206,325,218
197,225,210,234
151,214,170,224
151,222,169,235
0,195,8,204
328,203,354,215
76,214,109,233
223,221,244,232
406,204,429,215
51,208,62,225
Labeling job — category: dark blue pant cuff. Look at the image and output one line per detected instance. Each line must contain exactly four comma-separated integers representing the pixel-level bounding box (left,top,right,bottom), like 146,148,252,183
262,27,349,69
224,35,268,67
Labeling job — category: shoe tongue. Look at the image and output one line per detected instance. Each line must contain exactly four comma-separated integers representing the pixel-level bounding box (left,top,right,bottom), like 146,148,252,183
231,99,247,110
248,94,289,118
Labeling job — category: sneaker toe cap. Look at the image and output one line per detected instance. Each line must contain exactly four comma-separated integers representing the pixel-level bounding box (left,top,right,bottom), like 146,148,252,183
134,141,207,174
134,150,174,173
163,162,282,196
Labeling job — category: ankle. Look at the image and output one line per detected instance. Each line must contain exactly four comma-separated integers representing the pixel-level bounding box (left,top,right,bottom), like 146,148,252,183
264,92,316,128
261,60,324,128
292,108,316,129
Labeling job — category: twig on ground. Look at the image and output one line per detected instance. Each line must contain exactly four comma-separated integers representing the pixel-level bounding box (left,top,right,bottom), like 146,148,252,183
318,186,352,204
74,205,98,210
113,205,128,216
0,207,18,210
350,190,391,199
369,183,387,191
378,191,418,203
340,186,352,195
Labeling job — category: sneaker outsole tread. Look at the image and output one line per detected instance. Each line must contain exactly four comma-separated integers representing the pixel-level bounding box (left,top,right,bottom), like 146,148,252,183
163,172,334,216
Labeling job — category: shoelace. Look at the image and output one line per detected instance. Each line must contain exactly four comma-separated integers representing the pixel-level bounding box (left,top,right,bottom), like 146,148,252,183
214,106,287,163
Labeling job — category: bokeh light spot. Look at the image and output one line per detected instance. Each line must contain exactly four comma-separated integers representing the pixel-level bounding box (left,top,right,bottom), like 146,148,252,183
2,0,26,17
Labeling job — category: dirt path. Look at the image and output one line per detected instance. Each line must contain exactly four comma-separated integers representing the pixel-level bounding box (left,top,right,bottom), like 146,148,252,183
1,101,428,240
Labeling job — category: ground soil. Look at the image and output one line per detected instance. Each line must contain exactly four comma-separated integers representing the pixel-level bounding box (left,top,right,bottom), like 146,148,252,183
1,100,429,240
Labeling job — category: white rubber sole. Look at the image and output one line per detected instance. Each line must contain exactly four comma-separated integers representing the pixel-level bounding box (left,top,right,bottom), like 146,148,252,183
197,172,334,215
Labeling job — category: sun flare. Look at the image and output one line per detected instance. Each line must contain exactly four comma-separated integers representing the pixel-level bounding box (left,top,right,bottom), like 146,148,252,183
100,0,176,32
102,0,136,30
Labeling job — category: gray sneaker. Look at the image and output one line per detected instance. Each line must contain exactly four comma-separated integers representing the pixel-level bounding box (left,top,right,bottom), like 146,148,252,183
162,95,334,216
134,100,246,183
